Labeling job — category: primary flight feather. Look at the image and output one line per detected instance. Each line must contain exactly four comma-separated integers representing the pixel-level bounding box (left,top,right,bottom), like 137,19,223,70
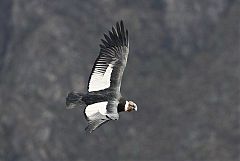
66,21,137,133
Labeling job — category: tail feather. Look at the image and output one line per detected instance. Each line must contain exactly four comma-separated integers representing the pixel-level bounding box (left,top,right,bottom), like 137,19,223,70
66,92,85,109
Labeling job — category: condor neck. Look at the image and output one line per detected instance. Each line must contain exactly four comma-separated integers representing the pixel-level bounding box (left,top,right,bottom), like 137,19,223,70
117,97,127,112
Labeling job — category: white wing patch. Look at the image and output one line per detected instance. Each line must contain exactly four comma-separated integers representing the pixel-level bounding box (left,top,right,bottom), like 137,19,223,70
85,102,108,117
88,64,113,92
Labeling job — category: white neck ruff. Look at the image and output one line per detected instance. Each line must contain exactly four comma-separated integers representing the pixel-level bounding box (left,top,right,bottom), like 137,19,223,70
124,101,129,111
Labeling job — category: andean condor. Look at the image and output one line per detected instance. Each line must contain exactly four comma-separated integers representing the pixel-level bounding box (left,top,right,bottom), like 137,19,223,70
66,21,137,133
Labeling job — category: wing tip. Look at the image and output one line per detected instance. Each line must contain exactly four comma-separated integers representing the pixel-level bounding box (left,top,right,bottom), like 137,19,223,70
100,20,128,49
85,118,109,133
85,125,94,133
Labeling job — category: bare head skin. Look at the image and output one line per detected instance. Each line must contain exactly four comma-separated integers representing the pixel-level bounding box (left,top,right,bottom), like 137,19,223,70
125,101,137,112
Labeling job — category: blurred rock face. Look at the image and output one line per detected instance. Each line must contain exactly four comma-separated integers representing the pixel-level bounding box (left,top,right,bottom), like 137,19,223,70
0,0,239,161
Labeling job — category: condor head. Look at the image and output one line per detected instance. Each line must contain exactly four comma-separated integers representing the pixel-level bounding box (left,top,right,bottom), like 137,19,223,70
125,101,137,112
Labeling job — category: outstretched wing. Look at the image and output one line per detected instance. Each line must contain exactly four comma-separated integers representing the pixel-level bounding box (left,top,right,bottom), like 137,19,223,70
88,21,129,92
85,112,109,133
84,101,119,133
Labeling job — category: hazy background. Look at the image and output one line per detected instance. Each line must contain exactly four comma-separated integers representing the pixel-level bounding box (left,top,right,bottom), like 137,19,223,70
0,0,239,161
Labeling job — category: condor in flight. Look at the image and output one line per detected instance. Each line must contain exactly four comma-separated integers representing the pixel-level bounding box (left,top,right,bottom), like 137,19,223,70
66,21,137,133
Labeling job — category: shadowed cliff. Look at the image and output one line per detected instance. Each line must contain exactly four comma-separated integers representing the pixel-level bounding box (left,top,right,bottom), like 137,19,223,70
0,0,239,161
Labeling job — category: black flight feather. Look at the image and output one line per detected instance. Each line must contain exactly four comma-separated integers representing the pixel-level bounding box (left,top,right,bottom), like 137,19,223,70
88,20,129,92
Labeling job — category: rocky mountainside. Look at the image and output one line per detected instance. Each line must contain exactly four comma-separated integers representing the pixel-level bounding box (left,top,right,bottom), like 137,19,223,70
0,0,239,161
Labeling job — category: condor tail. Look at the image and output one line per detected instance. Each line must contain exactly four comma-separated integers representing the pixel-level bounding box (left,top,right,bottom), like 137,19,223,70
66,92,86,109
